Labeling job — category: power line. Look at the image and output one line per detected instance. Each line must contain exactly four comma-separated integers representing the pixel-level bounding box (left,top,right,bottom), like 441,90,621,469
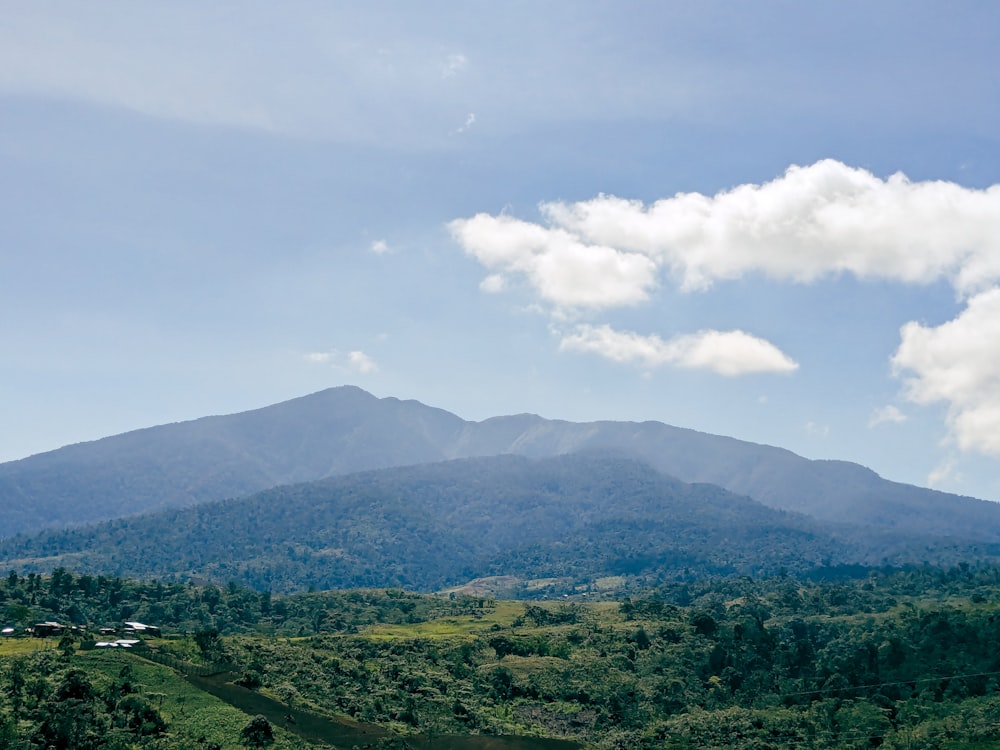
781,668,1000,698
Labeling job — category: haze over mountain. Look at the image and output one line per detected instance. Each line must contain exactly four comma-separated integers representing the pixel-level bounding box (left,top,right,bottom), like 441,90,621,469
2,387,999,548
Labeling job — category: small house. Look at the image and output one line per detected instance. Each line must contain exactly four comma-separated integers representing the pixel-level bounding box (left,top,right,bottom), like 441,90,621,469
95,639,141,649
31,622,65,637
123,621,161,637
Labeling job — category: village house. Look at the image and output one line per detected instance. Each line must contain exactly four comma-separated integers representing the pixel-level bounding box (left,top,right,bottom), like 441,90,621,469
31,621,65,637
123,621,162,637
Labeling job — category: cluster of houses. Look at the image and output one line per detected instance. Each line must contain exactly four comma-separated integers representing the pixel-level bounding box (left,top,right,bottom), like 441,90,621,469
1,620,162,645
95,621,162,648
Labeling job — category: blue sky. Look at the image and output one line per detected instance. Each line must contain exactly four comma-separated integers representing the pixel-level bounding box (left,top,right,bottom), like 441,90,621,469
3,2,1000,501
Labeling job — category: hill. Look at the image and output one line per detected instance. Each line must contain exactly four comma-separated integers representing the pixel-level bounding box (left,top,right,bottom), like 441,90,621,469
2,386,999,546
2,452,997,593
7,568,1000,749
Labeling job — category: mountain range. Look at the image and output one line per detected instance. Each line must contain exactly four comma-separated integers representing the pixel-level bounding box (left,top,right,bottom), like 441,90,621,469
2,386,1000,591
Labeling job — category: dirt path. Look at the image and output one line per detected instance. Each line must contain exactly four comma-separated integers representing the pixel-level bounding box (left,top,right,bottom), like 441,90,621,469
185,671,389,747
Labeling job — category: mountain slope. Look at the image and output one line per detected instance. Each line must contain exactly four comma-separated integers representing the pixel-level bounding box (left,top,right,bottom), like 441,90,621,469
467,417,1000,540
1,452,948,593
2,386,999,544
0,387,463,535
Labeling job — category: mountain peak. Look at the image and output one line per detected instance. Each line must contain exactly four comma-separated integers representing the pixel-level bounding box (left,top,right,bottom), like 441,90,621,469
1,388,997,545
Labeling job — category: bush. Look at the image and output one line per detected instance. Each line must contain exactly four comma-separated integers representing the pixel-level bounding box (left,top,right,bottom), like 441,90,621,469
240,714,274,747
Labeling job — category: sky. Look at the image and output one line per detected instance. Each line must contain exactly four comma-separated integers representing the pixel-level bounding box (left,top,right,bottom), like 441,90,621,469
2,2,1000,501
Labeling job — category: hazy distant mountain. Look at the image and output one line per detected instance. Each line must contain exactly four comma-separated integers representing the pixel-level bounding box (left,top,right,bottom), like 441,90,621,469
4,452,983,593
1,386,999,544
0,386,462,536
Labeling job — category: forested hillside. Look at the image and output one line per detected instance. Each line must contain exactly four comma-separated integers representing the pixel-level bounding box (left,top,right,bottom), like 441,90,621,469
4,386,999,545
5,567,1000,748
4,453,996,594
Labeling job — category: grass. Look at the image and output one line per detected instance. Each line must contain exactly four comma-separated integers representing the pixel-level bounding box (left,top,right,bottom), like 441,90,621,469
592,576,626,591
0,637,59,656
76,649,307,749
367,600,527,639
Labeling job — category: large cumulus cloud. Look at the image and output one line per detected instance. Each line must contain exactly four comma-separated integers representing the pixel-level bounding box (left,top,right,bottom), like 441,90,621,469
451,160,1000,455
893,289,1000,457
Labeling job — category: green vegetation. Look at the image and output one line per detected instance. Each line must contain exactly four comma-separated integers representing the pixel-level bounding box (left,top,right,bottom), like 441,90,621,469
5,566,1000,748
0,647,307,749
6,385,1000,554
215,567,1000,749
6,454,1000,597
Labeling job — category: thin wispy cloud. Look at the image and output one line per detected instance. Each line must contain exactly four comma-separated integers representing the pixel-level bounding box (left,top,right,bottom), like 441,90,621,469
455,113,476,134
442,53,467,79
348,350,379,374
304,349,378,375
805,421,830,438
304,351,336,364
928,458,959,489
479,274,506,293
869,405,908,428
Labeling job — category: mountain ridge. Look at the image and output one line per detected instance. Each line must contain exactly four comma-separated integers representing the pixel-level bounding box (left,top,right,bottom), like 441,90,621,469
1,385,998,545
3,451,977,593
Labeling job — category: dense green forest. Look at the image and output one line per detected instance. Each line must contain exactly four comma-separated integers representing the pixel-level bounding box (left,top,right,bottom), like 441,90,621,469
5,454,999,596
5,566,1000,748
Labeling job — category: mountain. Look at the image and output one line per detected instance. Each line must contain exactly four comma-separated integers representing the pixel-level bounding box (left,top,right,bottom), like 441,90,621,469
2,386,999,544
4,452,984,593
0,386,463,536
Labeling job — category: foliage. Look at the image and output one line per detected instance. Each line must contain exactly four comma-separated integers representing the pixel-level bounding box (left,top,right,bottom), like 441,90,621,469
0,647,305,749
215,564,1000,748
0,567,467,637
240,714,274,747
7,454,1000,595
5,385,1000,556
5,567,1000,748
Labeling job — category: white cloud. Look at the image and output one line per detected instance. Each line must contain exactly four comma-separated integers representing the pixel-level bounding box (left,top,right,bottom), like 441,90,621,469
348,350,379,374
559,324,798,376
304,351,336,363
869,405,907,428
451,159,1000,440
927,458,960,489
448,214,658,310
0,9,486,146
370,239,391,255
442,53,467,78
892,288,1000,457
555,160,1000,294
479,274,506,294
452,159,1000,299
455,112,476,134
305,349,378,375
804,421,830,438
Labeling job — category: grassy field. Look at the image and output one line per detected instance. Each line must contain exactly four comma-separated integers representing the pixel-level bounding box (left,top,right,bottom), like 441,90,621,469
367,600,527,639
75,650,308,749
0,637,59,656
